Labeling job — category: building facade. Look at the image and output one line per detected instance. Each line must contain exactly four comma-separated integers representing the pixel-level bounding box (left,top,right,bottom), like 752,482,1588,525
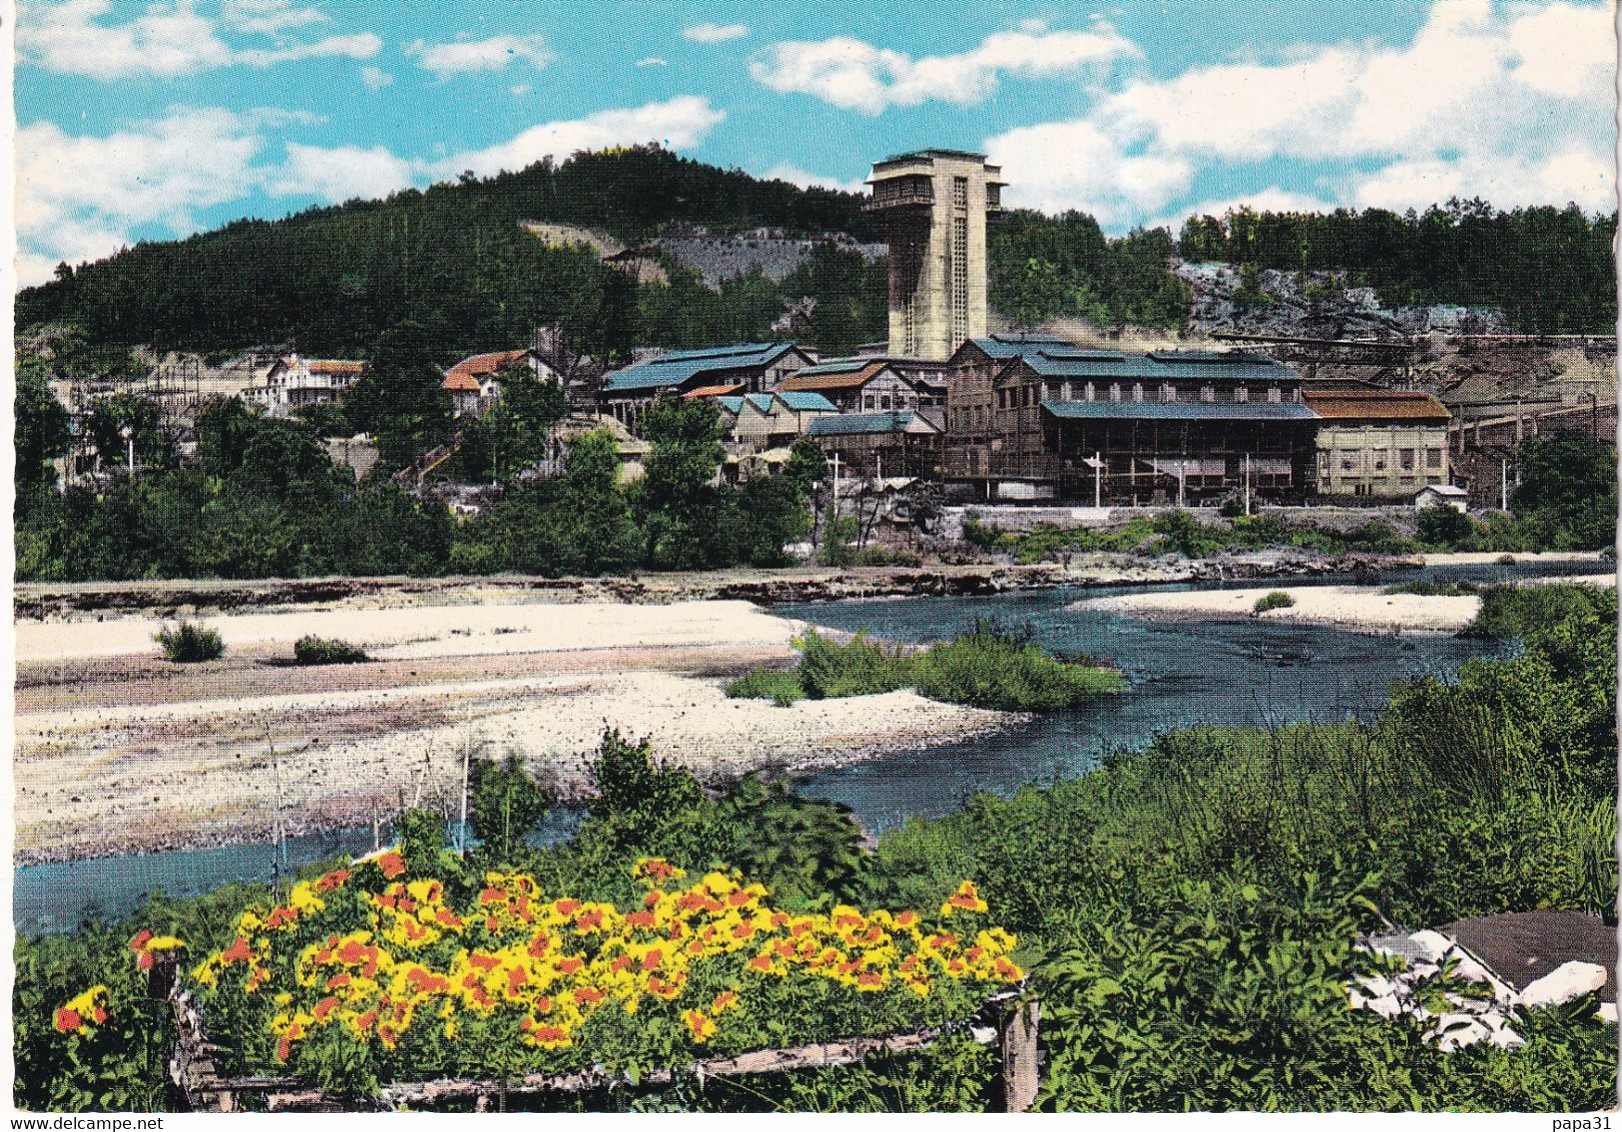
442,349,559,417
942,334,1071,487
988,348,1316,503
248,356,367,418
1305,390,1452,497
774,359,935,414
805,410,944,479
865,150,1002,361
599,343,814,428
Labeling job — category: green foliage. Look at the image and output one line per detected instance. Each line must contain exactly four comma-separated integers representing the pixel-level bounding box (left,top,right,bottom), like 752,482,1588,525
960,514,1007,551
347,321,454,471
635,396,730,569
1177,200,1617,334
85,393,175,472
15,350,71,504
779,243,888,354
292,636,369,665
1417,505,1478,549
155,620,224,662
586,729,706,847
735,475,812,567
817,514,860,566
469,753,551,866
730,623,1123,712
1382,580,1478,597
912,619,1126,710
1512,431,1618,551
1253,590,1296,613
725,666,805,707
989,211,1190,329
396,808,446,874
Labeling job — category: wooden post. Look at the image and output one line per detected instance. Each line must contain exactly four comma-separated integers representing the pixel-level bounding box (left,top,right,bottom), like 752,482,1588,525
1000,999,1040,1113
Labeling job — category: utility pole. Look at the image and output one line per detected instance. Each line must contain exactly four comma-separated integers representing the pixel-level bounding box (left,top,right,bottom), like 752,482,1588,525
1244,453,1252,516
1094,451,1102,509
458,740,471,856
1500,457,1509,512
1177,464,1186,509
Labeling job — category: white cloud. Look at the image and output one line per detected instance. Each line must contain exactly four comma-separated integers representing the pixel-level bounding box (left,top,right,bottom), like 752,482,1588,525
985,0,1615,224
266,141,416,203
221,0,327,35
17,96,726,287
360,65,393,89
636,56,668,67
426,95,725,180
762,163,866,195
407,34,551,78
16,106,271,285
987,118,1191,225
749,26,1139,113
18,0,380,79
683,22,748,44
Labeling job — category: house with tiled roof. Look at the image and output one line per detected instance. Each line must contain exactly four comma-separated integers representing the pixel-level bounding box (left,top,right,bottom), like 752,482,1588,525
599,342,814,428
1305,389,1452,498
248,355,368,418
442,349,559,417
773,358,933,414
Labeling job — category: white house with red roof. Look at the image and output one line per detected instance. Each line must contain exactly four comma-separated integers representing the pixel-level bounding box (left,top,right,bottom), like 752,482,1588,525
442,349,560,417
247,355,367,418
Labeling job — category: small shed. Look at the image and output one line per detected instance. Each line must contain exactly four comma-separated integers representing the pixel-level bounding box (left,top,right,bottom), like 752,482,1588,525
1414,484,1469,513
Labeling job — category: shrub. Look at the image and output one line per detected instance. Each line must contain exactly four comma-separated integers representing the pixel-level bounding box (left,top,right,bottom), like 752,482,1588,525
914,620,1125,711
960,515,1004,551
1253,590,1296,614
154,620,224,662
796,629,914,700
725,667,806,707
292,635,369,665
853,547,922,568
1418,505,1478,550
1382,580,1478,597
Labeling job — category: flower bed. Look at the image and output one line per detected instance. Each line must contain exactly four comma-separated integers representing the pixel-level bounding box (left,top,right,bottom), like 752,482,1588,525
136,854,1024,1094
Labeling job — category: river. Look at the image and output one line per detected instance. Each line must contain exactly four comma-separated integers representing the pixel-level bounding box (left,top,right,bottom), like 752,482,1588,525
14,557,1608,935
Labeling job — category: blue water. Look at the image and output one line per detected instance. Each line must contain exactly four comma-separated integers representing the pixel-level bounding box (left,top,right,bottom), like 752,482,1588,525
14,557,1609,935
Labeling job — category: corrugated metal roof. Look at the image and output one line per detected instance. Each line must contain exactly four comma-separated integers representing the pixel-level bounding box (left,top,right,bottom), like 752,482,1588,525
1041,400,1319,422
960,334,1078,361
807,410,937,436
741,394,775,414
775,391,838,412
683,383,746,400
1021,351,1295,382
715,396,744,415
792,357,872,376
603,342,801,392
776,361,892,392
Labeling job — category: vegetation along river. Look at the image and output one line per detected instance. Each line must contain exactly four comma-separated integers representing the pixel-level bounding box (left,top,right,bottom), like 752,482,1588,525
15,557,1608,935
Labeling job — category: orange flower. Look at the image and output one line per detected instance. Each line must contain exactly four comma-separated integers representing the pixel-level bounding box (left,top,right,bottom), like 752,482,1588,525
711,991,737,1014
376,851,407,880
221,937,253,965
682,1009,716,1043
128,929,154,953
315,869,350,892
54,1008,82,1034
313,997,340,1022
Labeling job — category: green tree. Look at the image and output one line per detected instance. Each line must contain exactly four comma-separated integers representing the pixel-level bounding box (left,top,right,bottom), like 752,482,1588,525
469,754,552,865
15,351,70,502
635,395,729,569
348,322,454,470
736,474,812,566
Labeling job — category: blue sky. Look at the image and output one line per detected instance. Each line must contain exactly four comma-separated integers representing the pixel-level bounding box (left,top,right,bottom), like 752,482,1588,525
14,0,1617,286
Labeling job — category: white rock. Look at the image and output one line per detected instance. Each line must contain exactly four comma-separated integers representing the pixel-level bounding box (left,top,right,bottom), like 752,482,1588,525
1429,1014,1489,1052
1448,954,1493,985
1487,1026,1526,1049
1358,974,1398,999
1516,961,1608,1009
1600,1002,1617,1023
1408,931,1453,963
1366,993,1403,1018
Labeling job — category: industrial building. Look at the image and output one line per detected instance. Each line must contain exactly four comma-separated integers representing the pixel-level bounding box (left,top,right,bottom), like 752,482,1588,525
775,358,939,414
984,347,1317,503
805,409,944,479
1304,389,1452,498
598,342,814,426
865,149,1002,361
248,356,367,418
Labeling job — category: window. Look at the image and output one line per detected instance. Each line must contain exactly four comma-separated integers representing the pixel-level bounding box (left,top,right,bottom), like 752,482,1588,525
1131,383,1144,402
864,394,876,410
1110,383,1122,402
952,176,968,207
1085,382,1095,402
1426,449,1443,469
1159,384,1175,403
1039,382,1051,401
1341,459,1356,471
1400,449,1415,471
880,394,892,410
1200,384,1216,403
1267,386,1281,403
1060,381,1072,401
1235,385,1249,403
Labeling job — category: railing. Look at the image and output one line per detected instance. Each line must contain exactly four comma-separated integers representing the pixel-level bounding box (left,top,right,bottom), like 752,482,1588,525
156,956,1041,1113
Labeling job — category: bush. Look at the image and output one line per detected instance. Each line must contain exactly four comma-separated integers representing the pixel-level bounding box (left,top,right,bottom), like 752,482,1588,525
1418,505,1478,550
725,667,806,707
796,629,914,700
960,515,1004,551
1382,580,1478,597
853,546,922,567
914,620,1125,711
292,635,369,665
1253,590,1296,614
154,620,224,662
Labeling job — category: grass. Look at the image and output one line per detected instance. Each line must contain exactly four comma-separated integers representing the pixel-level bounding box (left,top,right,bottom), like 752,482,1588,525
727,622,1125,711
994,511,1421,565
293,636,370,665
1381,580,1479,597
1253,591,1296,614
154,620,224,663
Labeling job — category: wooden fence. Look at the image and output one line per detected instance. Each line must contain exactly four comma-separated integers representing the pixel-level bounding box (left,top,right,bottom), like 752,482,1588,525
154,956,1041,1113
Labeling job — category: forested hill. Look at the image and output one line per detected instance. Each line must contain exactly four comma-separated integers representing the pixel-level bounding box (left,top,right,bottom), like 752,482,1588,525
18,144,1618,360
15,146,881,358
1177,201,1617,335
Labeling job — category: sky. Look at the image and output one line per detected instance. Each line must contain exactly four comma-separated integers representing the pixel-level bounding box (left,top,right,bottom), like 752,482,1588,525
12,0,1619,288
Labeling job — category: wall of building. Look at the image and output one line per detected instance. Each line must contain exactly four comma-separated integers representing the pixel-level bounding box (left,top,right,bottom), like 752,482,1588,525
1315,424,1450,497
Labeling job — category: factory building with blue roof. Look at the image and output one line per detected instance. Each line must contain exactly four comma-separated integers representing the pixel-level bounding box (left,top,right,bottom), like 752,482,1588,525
598,342,816,426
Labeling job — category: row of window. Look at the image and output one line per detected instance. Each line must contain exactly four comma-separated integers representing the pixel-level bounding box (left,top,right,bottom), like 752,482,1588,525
862,392,923,412
993,382,1295,409
1325,449,1445,472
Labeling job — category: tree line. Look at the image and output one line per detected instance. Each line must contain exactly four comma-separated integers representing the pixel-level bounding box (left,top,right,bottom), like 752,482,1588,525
1177,199,1618,333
